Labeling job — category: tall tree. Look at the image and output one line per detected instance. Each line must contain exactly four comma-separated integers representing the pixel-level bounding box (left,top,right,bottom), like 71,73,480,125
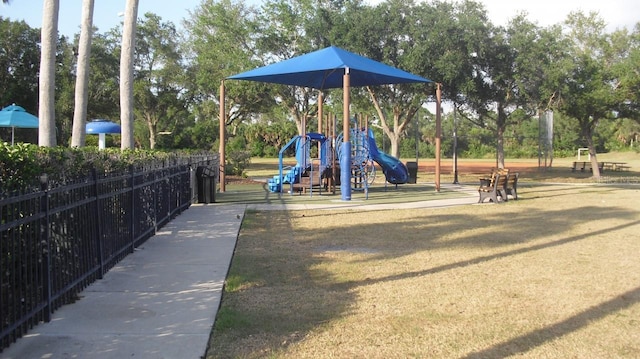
0,18,40,111
556,12,623,178
120,0,139,149
613,24,640,120
71,0,95,147
255,0,322,135
55,35,79,146
346,0,431,157
133,13,187,149
38,0,59,147
186,0,273,134
84,31,121,121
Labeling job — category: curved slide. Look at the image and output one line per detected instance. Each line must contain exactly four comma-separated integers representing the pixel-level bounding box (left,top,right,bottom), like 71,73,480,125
366,129,409,184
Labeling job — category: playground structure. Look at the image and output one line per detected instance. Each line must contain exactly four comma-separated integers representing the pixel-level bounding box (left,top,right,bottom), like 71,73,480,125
221,45,439,199
267,116,410,197
267,132,333,194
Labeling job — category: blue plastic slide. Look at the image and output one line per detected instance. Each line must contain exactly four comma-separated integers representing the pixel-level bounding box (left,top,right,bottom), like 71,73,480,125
366,129,409,184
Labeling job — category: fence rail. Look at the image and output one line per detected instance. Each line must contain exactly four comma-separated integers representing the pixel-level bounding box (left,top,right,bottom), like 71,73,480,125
0,155,218,351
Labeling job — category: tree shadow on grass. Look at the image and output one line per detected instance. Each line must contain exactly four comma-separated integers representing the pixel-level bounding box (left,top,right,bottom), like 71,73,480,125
206,209,357,358
328,218,640,290
209,185,640,357
462,285,640,358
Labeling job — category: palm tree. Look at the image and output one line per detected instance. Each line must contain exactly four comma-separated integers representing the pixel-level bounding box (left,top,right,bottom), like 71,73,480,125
120,0,139,149
71,0,95,147
38,0,59,147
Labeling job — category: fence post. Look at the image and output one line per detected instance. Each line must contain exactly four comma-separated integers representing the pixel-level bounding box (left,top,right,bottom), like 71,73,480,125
39,174,52,323
129,165,135,253
91,168,104,278
153,166,158,234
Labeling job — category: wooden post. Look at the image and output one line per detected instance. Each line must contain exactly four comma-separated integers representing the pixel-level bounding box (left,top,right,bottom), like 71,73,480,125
318,91,323,134
343,71,350,142
340,69,352,200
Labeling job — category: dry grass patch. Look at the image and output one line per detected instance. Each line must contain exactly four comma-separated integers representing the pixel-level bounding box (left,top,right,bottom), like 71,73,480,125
207,184,640,358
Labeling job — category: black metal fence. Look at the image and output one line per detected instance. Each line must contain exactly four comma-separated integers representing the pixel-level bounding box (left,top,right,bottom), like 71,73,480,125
0,155,219,351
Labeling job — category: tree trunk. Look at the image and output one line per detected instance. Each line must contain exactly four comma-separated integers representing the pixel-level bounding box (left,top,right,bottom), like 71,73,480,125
147,114,157,149
366,87,416,159
71,0,94,147
120,0,139,149
386,128,401,159
38,0,59,147
495,103,507,169
584,127,601,178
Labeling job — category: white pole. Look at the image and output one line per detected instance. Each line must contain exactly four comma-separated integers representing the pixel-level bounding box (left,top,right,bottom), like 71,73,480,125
98,133,106,149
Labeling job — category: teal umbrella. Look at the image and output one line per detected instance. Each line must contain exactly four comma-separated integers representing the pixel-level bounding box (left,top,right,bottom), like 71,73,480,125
0,104,39,145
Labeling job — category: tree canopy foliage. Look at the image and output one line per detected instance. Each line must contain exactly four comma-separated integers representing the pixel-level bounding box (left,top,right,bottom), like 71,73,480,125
1,0,639,172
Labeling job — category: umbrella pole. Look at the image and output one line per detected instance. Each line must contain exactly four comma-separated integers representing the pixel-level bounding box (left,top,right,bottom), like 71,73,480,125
98,133,106,149
12,127,15,145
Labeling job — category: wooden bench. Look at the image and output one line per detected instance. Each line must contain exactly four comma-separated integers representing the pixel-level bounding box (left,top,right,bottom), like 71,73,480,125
478,172,508,203
504,172,519,200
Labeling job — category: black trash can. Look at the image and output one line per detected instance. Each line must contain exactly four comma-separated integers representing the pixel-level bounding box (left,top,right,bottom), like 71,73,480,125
196,166,216,203
406,161,418,184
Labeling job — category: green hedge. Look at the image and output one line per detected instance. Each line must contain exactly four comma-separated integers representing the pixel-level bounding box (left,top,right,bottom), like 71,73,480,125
0,142,216,193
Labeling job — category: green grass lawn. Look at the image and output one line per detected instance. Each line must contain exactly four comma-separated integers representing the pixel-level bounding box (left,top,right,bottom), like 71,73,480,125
206,153,640,358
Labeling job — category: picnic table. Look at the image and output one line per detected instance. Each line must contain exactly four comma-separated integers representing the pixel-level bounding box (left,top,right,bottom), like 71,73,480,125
572,161,629,172
600,161,629,171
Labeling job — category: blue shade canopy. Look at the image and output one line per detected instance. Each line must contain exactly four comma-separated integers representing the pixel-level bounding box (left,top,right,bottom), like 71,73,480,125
228,46,432,89
86,119,121,134
0,104,39,128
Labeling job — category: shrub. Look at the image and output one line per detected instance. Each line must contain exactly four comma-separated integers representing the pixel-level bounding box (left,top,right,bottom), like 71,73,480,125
226,150,251,177
0,143,217,194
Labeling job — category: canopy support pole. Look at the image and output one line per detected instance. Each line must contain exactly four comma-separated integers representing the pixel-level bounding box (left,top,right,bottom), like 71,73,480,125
318,91,324,174
435,83,442,192
340,68,352,201
318,92,323,134
219,80,226,193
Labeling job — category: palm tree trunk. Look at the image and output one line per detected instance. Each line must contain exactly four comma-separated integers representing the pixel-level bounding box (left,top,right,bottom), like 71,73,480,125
38,0,59,147
71,0,95,147
120,0,139,149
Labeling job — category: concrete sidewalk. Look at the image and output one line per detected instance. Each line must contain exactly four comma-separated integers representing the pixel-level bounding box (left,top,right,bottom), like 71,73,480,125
246,184,479,211
1,204,246,359
1,185,479,359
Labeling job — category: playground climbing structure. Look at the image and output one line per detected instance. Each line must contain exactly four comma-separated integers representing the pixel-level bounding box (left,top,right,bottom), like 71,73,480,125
268,117,409,197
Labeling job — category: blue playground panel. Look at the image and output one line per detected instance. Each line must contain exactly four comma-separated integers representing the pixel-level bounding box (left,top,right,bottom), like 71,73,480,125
268,127,408,195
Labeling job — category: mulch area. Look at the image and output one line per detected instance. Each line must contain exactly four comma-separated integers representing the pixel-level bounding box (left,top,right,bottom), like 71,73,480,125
224,175,265,185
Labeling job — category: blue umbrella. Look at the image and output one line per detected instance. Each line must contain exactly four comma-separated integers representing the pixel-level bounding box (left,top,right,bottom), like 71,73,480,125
86,119,121,149
0,104,39,145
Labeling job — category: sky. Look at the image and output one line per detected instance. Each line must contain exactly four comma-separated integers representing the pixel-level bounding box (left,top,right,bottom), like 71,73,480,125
1,0,638,39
